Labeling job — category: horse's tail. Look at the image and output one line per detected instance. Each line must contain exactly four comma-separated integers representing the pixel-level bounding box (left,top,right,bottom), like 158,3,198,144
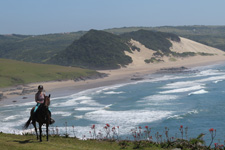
23,116,32,129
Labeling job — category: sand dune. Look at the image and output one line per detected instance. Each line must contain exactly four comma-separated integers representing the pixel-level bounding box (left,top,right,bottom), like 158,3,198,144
170,37,225,54
123,37,225,69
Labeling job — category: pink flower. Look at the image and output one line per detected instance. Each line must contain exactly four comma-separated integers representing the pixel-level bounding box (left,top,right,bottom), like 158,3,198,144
180,125,183,129
91,124,95,129
106,124,110,127
209,128,214,132
139,126,142,129
145,126,148,129
117,126,119,129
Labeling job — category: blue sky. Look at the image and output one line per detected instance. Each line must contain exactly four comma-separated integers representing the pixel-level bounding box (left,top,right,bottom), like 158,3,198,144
1,0,225,35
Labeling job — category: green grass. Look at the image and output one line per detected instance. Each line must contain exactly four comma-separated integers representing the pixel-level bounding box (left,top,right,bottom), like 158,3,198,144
0,133,166,150
0,59,97,88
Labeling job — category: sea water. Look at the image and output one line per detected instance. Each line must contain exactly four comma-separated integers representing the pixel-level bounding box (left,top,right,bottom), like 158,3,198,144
1,63,225,144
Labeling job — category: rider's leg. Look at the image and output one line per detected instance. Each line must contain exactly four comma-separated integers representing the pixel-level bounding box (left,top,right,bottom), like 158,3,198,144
34,103,40,113
48,108,55,125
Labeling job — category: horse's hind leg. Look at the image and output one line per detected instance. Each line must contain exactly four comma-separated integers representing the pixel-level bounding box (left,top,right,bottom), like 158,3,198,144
32,122,38,140
46,123,49,141
39,123,42,142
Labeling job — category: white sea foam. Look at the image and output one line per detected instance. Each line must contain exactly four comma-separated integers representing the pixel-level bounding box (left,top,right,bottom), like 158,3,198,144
3,115,22,121
51,99,79,107
51,96,103,107
74,115,84,119
162,73,225,91
139,95,179,102
162,81,202,89
75,107,102,111
187,110,199,115
52,111,72,116
74,96,92,101
160,85,205,94
188,89,208,95
167,115,183,120
104,91,125,95
84,109,173,127
104,104,113,109
167,110,199,120
213,80,223,83
197,69,225,77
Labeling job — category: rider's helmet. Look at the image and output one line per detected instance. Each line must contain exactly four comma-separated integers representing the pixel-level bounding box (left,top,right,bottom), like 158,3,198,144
38,85,43,90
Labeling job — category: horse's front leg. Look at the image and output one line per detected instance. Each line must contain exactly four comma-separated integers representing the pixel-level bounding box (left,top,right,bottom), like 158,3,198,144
39,123,42,142
46,123,49,141
32,121,38,140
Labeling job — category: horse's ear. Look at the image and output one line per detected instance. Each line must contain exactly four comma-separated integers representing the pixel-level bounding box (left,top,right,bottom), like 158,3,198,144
49,94,51,98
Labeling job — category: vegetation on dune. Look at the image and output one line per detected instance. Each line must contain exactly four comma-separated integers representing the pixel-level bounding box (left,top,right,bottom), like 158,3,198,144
121,29,180,54
0,59,98,88
47,29,133,69
145,57,164,64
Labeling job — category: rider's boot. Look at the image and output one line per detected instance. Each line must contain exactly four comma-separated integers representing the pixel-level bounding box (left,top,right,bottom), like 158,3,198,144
48,110,55,125
50,117,55,125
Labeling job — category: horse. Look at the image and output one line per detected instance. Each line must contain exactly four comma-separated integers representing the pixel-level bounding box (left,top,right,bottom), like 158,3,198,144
24,94,51,142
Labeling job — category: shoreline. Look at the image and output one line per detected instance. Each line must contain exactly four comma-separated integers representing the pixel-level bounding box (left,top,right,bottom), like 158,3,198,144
1,55,225,106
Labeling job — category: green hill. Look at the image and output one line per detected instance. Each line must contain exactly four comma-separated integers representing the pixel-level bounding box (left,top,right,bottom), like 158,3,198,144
47,30,132,69
47,29,181,69
0,32,86,63
0,59,98,88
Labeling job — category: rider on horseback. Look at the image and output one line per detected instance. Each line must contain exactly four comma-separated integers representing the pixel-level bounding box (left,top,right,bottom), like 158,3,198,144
34,85,55,124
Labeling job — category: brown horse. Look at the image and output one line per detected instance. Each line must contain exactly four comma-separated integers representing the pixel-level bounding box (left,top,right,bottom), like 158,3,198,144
24,94,51,142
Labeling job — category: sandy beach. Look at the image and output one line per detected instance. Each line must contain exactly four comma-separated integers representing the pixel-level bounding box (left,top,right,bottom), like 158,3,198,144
1,37,225,106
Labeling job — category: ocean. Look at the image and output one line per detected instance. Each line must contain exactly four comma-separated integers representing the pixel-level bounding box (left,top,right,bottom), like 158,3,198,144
1,62,225,144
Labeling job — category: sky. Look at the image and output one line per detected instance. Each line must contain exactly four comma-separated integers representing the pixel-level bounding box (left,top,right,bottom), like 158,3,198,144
1,0,225,35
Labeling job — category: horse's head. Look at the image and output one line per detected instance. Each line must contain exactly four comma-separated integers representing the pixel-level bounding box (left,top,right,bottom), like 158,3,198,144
44,94,51,107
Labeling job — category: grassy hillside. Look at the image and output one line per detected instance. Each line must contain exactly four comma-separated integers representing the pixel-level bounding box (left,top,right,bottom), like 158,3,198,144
47,29,132,69
0,59,97,88
0,32,86,63
0,133,166,150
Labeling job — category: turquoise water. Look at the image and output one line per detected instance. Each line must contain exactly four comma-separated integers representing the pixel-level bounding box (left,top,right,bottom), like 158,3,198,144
1,63,225,144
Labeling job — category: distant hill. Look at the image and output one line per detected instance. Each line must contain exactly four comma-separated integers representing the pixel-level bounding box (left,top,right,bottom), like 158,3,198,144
47,29,180,69
0,32,86,63
47,30,132,69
